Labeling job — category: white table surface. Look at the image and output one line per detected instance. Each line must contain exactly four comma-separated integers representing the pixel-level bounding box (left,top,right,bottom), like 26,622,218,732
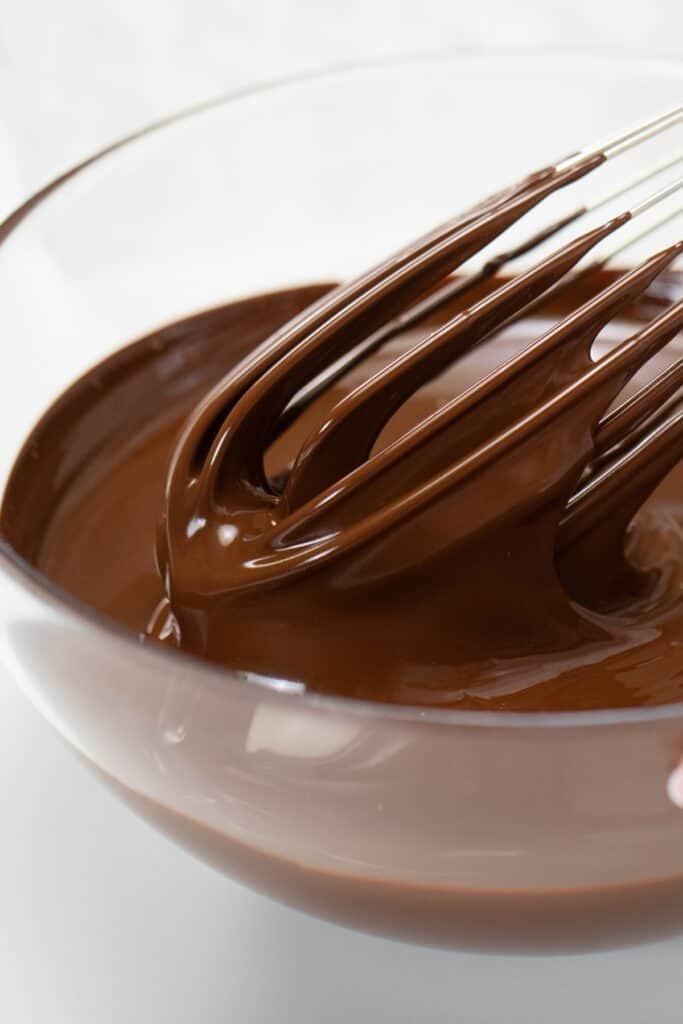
2,3,683,1020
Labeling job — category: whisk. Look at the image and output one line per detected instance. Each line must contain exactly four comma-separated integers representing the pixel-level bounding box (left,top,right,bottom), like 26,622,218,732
160,106,683,627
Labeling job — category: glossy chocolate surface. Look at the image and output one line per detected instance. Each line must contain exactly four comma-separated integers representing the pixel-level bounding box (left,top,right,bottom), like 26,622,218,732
2,269,683,711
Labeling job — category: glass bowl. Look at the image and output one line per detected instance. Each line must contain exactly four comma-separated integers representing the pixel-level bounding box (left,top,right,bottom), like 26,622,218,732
1,53,683,955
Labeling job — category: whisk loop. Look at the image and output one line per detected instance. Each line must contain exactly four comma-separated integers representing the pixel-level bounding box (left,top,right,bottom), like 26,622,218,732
161,105,683,609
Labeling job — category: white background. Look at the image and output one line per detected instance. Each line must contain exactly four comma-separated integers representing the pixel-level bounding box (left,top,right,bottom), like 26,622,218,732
1,3,682,1021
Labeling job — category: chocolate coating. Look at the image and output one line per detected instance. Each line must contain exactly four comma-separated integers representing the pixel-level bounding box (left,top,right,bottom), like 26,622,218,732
2,269,683,711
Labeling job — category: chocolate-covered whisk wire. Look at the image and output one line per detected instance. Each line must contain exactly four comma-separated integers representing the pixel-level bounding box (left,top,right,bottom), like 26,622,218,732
601,207,683,265
162,105,683,603
281,177,682,509
276,161,682,441
595,357,683,457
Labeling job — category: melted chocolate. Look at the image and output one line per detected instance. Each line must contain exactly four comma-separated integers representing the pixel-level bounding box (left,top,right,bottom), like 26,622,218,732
2,269,683,711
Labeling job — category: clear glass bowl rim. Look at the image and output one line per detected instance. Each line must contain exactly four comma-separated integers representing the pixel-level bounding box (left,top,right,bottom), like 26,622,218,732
2,49,683,731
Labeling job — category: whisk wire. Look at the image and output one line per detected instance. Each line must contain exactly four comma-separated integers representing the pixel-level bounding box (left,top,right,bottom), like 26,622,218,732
164,105,683,595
